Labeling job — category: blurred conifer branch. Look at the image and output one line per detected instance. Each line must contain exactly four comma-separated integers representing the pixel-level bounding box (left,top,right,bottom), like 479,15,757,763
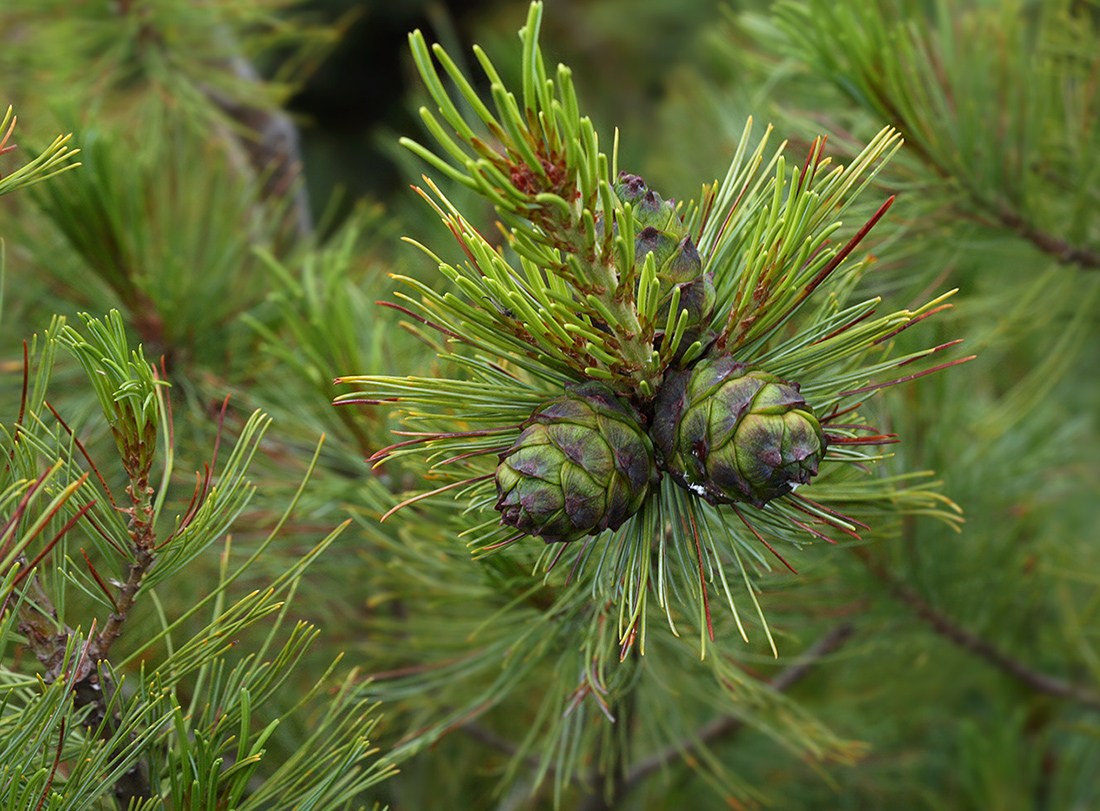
576,622,856,811
851,544,1100,710
30,119,286,369
5,0,339,380
2,0,338,237
245,210,407,467
775,0,1100,270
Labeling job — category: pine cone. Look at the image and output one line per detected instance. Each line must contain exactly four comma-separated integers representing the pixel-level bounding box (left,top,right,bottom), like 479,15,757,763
651,357,827,508
495,382,659,542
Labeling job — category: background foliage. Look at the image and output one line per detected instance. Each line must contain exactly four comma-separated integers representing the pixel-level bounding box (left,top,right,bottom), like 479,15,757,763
1,0,1098,809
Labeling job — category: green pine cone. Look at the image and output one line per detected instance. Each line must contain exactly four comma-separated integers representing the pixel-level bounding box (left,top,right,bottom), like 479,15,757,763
617,172,716,352
495,381,659,542
615,171,680,233
651,357,827,508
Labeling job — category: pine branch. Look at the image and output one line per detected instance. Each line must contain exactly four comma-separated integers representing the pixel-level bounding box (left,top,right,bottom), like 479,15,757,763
990,205,1100,271
10,502,155,804
103,0,315,238
14,560,73,680
207,52,314,239
462,722,524,760
839,59,1100,273
93,426,158,661
576,623,856,811
14,561,153,804
3,462,153,804
0,106,79,197
887,129,1100,271
86,482,150,673
852,547,1100,711
92,549,156,663
776,0,1100,273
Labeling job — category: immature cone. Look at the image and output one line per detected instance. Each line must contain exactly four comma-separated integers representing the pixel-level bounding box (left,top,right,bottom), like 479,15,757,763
616,172,715,353
495,382,659,542
651,357,827,508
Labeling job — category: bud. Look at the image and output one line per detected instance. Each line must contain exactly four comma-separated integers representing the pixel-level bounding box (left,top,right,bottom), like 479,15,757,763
651,357,827,508
495,382,659,542
618,172,716,354
615,172,678,232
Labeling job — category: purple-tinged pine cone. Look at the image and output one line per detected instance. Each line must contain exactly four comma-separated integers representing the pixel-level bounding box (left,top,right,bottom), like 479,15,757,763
652,358,827,508
495,382,659,542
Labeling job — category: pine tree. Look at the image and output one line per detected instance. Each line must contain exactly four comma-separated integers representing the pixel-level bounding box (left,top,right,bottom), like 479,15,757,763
2,0,1098,809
